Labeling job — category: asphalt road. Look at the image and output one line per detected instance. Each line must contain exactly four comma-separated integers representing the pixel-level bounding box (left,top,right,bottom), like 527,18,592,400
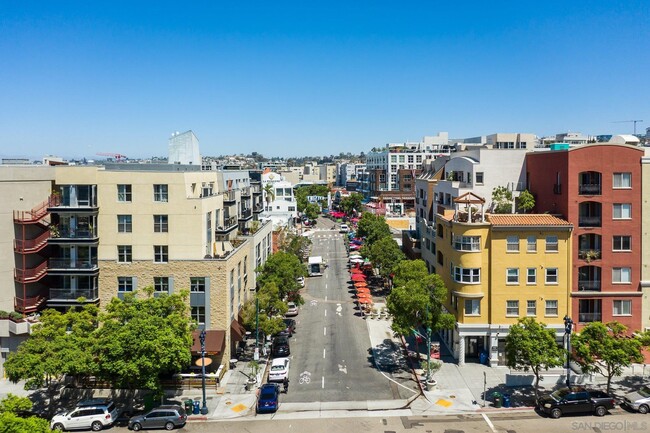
111,411,649,433
283,225,395,402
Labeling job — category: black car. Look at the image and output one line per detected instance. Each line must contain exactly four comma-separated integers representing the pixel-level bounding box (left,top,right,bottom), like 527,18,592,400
537,387,616,419
279,318,296,337
272,336,290,357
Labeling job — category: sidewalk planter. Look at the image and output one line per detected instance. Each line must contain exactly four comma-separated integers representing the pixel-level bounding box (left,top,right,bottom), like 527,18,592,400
425,379,437,391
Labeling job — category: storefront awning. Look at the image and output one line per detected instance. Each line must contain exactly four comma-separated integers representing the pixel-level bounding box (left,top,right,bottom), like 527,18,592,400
230,319,247,342
191,330,225,356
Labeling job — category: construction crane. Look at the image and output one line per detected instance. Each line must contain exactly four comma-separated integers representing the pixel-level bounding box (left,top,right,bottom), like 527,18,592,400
612,120,644,135
96,152,128,161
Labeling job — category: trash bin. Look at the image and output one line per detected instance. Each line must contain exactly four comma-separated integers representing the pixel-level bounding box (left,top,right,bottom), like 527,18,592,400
192,400,200,415
492,392,502,408
502,394,511,408
479,351,488,365
184,399,193,413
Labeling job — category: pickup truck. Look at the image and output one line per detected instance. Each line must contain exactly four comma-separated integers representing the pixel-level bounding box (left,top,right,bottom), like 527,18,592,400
537,387,616,419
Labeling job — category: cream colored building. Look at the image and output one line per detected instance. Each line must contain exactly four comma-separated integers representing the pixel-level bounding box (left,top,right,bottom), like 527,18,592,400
2,163,271,376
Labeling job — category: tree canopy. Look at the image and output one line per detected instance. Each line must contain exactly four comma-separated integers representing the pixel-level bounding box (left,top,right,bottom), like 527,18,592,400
366,236,405,280
339,193,364,216
356,212,391,246
0,394,50,433
280,232,312,262
504,317,565,400
295,185,329,212
256,251,307,303
491,186,513,214
240,282,288,338
572,321,643,394
386,259,454,337
517,189,535,213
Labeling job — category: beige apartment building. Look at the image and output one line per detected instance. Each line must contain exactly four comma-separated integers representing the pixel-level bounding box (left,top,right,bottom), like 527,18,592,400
1,163,270,377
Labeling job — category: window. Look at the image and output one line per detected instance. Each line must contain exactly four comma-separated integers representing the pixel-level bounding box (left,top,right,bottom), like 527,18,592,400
545,268,558,284
613,203,632,219
506,235,519,252
612,267,631,283
437,251,444,266
453,267,481,283
527,236,537,252
154,184,168,202
154,277,169,292
117,215,132,233
506,268,519,284
545,300,558,316
476,172,484,184
191,277,206,292
464,299,480,315
527,268,536,284
154,245,168,263
506,300,519,316
545,236,558,252
613,173,632,189
613,300,632,316
117,184,132,202
612,235,631,251
288,206,296,212
191,306,205,325
527,300,536,316
453,235,481,251
118,277,133,292
154,215,168,232
117,245,132,263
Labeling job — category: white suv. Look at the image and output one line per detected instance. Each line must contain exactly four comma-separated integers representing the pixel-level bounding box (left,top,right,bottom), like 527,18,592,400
268,357,290,382
50,398,119,431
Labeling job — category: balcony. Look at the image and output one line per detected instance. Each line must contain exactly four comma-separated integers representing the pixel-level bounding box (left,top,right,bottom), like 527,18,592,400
216,216,238,233
252,185,262,195
241,187,251,197
14,262,48,283
578,249,601,262
49,288,99,302
253,203,264,213
223,190,237,203
49,258,98,271
578,312,602,323
579,183,602,195
50,227,97,240
239,209,252,221
578,216,601,228
577,280,601,291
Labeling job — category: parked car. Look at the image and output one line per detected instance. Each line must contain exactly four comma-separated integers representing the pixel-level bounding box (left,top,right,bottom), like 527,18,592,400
50,398,120,431
339,224,349,233
256,383,281,413
268,357,290,382
537,387,616,418
127,405,186,431
282,318,296,336
296,276,305,288
272,335,290,357
623,385,650,413
285,302,298,317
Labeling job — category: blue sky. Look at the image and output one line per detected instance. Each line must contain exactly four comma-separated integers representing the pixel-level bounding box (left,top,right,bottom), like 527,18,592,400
1,1,648,159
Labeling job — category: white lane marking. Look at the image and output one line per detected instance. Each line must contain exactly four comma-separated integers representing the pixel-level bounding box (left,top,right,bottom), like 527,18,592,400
324,309,327,317
325,284,328,289
324,327,327,336
323,349,326,359
336,303,342,316
481,413,497,433
325,296,327,301
322,376,325,389
338,363,348,374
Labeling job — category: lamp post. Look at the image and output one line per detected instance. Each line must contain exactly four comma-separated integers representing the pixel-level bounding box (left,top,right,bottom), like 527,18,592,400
426,325,432,384
563,315,573,388
199,330,209,415
254,296,260,361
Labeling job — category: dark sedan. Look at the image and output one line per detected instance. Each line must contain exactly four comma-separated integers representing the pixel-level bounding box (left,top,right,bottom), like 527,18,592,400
272,336,290,357
256,383,280,413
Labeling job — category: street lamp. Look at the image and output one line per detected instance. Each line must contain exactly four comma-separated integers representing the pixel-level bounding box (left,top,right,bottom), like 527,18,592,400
199,330,209,415
563,315,573,388
425,325,432,383
254,296,260,361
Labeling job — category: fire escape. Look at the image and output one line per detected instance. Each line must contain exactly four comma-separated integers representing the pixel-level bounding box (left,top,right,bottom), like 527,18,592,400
13,196,57,315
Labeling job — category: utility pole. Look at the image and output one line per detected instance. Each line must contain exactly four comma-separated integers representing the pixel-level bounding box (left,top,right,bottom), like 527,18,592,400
612,120,644,135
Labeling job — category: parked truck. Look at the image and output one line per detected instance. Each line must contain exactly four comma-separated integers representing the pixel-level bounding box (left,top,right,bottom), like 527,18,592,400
308,256,324,276
537,387,616,419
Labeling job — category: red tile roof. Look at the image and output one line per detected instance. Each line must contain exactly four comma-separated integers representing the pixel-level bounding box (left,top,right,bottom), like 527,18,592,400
488,214,571,226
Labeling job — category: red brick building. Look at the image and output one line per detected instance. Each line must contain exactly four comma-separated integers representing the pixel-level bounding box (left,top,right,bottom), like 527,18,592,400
526,143,644,332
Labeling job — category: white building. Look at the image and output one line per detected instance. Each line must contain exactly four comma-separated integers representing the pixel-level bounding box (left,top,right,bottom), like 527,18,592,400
168,130,201,165
260,170,298,229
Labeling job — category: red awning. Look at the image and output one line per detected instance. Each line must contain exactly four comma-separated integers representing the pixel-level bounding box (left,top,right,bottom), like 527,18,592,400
351,274,366,281
230,319,247,342
191,330,226,356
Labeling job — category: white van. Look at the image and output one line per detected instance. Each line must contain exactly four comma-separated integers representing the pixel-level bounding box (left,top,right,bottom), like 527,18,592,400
339,224,349,233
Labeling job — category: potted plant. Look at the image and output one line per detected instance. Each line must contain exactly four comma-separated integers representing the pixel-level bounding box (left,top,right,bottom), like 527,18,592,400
585,250,600,263
421,360,442,390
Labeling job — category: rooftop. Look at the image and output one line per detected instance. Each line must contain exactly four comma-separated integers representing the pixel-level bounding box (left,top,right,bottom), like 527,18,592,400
488,214,571,227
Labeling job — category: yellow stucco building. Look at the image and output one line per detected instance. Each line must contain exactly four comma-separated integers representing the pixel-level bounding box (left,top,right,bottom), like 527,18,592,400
435,195,572,366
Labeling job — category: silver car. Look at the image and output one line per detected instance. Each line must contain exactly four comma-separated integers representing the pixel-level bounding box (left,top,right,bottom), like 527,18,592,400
128,405,187,431
623,385,650,413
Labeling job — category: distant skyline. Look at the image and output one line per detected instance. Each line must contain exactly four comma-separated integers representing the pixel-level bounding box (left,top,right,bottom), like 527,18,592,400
1,1,648,160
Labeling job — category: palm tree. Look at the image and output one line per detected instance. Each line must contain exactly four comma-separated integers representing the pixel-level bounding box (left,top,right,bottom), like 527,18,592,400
263,183,275,207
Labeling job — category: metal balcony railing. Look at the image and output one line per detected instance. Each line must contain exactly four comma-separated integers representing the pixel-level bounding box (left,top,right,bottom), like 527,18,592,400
14,230,50,253
14,262,48,283
241,187,251,197
49,259,98,270
579,184,602,195
577,280,601,291
578,216,602,227
49,288,99,301
14,295,47,313
223,190,237,202
578,312,602,323
239,209,252,220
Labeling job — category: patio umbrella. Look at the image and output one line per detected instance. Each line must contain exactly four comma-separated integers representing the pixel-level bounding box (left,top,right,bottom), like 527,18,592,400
354,281,368,287
356,289,371,295
349,258,364,264
349,254,362,259
351,274,366,281
357,297,373,304
350,268,364,274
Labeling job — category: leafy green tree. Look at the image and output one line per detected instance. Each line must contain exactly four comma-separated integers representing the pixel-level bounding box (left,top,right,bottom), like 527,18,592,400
572,321,643,394
263,183,275,207
4,304,98,412
256,251,307,303
94,288,194,391
340,193,364,216
281,233,312,262
387,259,454,338
491,186,513,214
304,203,321,220
505,317,565,400
517,190,535,213
295,185,329,212
357,212,391,246
0,394,50,433
240,282,288,338
366,236,405,280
